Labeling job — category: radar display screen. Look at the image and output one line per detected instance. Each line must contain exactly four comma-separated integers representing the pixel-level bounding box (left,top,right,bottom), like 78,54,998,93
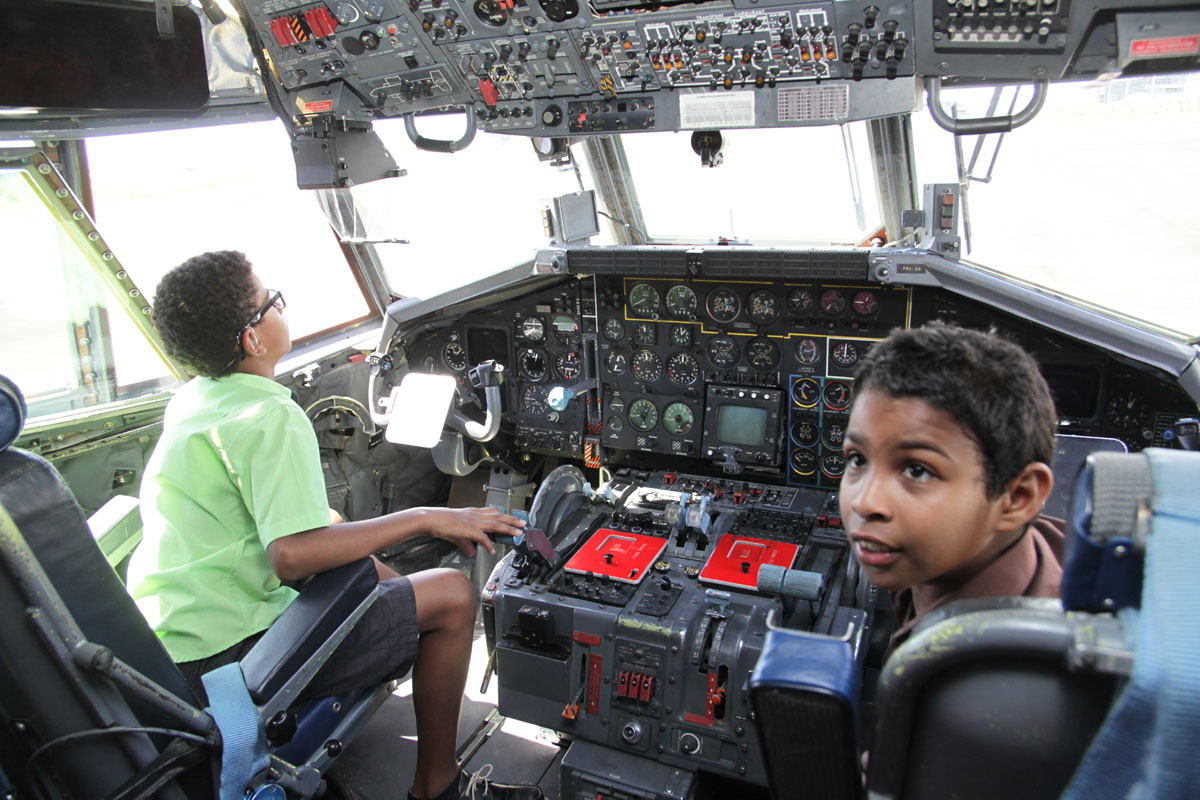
715,405,768,447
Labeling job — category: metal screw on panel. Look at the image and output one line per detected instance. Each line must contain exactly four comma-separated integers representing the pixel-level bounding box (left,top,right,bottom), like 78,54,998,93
37,164,51,174
56,188,68,198
116,270,127,279
1114,545,1128,558
129,289,140,298
102,251,114,261
72,210,84,220
87,231,100,241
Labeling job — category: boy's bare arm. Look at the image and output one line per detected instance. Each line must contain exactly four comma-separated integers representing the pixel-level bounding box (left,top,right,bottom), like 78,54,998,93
267,506,525,581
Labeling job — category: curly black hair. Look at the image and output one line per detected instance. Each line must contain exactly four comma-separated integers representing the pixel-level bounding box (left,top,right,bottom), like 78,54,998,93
151,251,260,378
851,321,1056,498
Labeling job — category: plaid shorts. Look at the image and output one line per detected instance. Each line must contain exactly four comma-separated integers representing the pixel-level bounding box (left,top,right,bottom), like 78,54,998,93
179,576,419,703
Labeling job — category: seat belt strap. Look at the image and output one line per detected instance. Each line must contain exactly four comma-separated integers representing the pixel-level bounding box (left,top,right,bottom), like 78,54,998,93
203,662,269,800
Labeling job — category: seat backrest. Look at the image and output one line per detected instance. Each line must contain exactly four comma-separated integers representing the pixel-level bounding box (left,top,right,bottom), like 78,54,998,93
0,375,212,798
749,627,864,800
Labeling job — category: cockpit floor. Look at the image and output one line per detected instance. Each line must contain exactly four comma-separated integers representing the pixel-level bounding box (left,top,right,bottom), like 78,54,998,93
326,627,566,799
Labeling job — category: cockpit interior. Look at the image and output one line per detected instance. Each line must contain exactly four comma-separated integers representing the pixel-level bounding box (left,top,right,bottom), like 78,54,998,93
1,0,1199,798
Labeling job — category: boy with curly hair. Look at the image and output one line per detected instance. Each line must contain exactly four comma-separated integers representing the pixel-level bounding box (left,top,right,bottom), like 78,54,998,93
130,251,541,800
839,322,1063,655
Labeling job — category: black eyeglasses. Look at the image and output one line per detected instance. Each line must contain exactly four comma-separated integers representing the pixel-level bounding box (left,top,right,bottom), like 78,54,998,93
228,290,286,367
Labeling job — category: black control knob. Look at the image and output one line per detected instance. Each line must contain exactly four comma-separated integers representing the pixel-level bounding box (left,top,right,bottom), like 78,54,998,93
547,38,559,59
518,41,531,60
864,5,879,28
680,732,702,755
499,44,512,61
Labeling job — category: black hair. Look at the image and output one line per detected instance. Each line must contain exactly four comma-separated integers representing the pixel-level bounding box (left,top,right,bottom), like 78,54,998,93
151,251,260,378
852,321,1056,498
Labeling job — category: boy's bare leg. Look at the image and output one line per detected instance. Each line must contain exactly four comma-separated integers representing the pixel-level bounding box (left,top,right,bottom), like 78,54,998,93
407,568,476,799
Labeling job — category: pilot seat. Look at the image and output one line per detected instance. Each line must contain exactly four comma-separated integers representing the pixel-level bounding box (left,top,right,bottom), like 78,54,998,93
0,374,395,799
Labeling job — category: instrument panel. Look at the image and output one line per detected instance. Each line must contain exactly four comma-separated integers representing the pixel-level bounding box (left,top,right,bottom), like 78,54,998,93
396,249,1198,485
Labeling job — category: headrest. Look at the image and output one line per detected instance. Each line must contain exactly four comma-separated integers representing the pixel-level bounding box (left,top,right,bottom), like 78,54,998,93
0,374,27,452
1061,451,1149,613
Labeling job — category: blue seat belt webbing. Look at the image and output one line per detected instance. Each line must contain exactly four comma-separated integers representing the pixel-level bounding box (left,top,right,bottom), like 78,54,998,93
203,662,269,800
1062,449,1200,800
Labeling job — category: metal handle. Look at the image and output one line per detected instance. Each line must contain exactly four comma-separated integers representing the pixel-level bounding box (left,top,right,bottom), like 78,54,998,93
403,105,477,153
925,77,1048,135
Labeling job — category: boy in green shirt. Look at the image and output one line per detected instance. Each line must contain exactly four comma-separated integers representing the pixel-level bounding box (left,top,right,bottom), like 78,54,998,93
130,251,541,800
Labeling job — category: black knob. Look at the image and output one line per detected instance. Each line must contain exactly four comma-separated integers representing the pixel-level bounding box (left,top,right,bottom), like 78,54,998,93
864,5,879,27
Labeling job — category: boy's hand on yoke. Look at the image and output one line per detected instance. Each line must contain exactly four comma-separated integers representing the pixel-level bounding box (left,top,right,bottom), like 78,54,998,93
426,507,526,556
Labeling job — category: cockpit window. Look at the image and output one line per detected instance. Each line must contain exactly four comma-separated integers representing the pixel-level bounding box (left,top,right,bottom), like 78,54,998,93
86,121,372,338
369,116,607,301
622,122,881,246
911,72,1200,339
0,167,176,417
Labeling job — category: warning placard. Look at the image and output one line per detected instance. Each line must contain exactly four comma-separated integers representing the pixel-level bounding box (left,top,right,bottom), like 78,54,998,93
1131,36,1200,57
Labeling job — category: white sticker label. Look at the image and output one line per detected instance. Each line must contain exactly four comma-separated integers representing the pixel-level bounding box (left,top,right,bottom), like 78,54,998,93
679,92,756,129
777,84,850,121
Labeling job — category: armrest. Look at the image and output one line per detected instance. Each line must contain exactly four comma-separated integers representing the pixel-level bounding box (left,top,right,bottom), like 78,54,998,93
240,557,378,704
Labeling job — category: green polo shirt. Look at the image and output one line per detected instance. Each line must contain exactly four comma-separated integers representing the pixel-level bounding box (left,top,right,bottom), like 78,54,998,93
129,373,332,662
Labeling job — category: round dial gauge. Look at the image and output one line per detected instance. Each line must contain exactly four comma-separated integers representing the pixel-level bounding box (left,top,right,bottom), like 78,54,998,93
473,0,508,26
820,289,847,316
521,385,548,414
747,289,780,325
706,288,741,323
604,351,627,376
628,283,661,317
609,395,626,414
706,336,740,369
823,380,851,411
520,316,545,342
746,338,781,371
665,284,698,318
1105,390,1150,429
670,324,692,348
823,422,846,450
555,351,581,380
633,323,657,346
666,351,700,385
442,341,467,371
788,288,815,316
791,449,817,475
794,338,821,365
821,453,846,478
662,402,694,436
603,318,626,342
852,290,880,317
518,348,547,381
792,377,820,408
791,419,819,447
628,398,659,432
631,349,663,382
607,415,624,433
831,341,859,369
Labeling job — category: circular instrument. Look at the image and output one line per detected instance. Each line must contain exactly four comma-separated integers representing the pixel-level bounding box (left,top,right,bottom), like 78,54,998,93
823,380,851,411
705,288,741,323
820,289,847,316
666,351,700,385
555,351,581,380
746,337,781,371
631,349,664,382
473,0,508,26
852,290,880,317
791,419,819,447
520,316,545,343
706,336,740,369
628,283,661,317
669,324,692,347
831,341,859,369
607,415,624,433
665,284,698,318
662,402,694,436
608,395,626,414
628,398,659,432
791,449,817,475
603,318,626,342
746,289,780,325
604,351,627,376
442,341,467,371
791,377,820,408
787,288,815,316
794,337,821,365
821,452,846,478
1105,390,1150,429
822,421,846,450
633,323,656,346
518,348,548,381
521,385,549,414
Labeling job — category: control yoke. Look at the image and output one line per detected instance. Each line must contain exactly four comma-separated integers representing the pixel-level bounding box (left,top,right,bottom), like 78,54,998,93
447,360,504,443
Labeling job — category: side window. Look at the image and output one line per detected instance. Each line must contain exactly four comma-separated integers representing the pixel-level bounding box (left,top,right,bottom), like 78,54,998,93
0,165,176,418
